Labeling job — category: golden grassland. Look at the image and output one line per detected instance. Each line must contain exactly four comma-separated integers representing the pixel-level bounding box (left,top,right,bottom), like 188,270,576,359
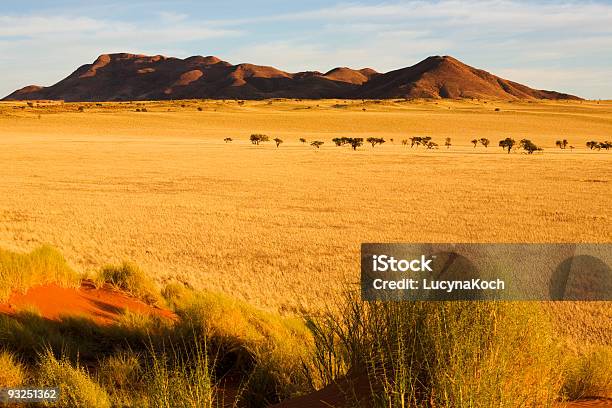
0,99,610,313
0,98,611,405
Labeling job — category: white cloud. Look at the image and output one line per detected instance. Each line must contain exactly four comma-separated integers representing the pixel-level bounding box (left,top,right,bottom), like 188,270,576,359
1,1,611,99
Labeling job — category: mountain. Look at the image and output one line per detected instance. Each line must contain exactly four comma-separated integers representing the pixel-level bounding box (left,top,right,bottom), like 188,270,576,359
3,53,580,101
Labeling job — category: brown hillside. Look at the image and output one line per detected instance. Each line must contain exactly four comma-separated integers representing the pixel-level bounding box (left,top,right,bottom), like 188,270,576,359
3,53,580,101
356,55,579,100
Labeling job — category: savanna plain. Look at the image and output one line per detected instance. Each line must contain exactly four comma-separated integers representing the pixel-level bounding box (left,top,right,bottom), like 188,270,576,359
0,98,610,407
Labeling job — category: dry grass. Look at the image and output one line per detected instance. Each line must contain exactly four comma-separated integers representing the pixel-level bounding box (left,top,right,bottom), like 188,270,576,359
0,350,26,386
0,99,609,332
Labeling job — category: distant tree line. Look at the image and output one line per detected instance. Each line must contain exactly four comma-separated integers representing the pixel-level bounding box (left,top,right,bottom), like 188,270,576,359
228,134,610,153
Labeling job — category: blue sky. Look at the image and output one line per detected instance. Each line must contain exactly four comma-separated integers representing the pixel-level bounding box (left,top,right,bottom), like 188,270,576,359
1,0,611,99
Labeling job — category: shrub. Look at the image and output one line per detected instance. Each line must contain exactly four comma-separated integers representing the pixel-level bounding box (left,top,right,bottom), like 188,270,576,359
97,262,162,305
0,245,80,302
171,289,313,405
97,350,141,390
310,141,324,149
37,349,111,408
142,339,215,408
0,350,26,386
307,294,563,408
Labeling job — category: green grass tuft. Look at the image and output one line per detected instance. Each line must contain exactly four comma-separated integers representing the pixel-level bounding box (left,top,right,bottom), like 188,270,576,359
37,349,111,408
0,350,26,387
97,262,162,305
0,245,80,301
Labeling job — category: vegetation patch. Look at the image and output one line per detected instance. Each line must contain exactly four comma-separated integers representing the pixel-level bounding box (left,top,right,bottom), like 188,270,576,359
0,246,80,302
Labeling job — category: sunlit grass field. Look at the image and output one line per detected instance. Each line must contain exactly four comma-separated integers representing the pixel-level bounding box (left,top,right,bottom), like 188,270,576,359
0,98,611,405
1,99,610,313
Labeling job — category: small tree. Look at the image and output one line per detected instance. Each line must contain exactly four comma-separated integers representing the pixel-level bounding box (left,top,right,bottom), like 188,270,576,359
250,134,269,145
224,137,233,143
519,139,542,154
562,139,569,149
586,141,598,150
346,137,364,150
499,138,516,154
426,141,439,149
311,141,324,149
273,138,283,147
471,139,479,148
366,137,386,147
332,137,345,147
401,139,408,146
299,138,307,144
410,137,422,148
480,138,490,148
555,140,563,149
444,137,452,149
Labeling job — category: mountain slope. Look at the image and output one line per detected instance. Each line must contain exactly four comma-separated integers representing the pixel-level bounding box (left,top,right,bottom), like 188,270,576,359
3,53,581,101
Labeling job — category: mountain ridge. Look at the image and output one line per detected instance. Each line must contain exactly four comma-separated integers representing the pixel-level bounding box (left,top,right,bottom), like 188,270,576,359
3,53,581,101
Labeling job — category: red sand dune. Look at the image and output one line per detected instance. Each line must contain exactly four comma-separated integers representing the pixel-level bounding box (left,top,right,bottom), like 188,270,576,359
0,280,176,325
3,53,580,101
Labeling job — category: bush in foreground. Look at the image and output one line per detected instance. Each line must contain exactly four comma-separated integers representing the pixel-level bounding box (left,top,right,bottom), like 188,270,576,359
0,350,26,387
308,294,564,407
37,349,111,408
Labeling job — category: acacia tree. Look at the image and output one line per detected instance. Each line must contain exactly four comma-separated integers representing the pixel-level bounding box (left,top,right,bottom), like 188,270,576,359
480,138,490,148
410,137,422,148
299,138,307,144
426,141,439,149
445,137,452,149
347,137,364,150
224,137,233,143
311,141,324,148
520,139,542,154
562,139,569,149
499,137,516,153
273,138,283,147
555,140,563,149
586,141,598,150
250,134,269,145
332,137,345,147
471,139,479,148
366,137,386,147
